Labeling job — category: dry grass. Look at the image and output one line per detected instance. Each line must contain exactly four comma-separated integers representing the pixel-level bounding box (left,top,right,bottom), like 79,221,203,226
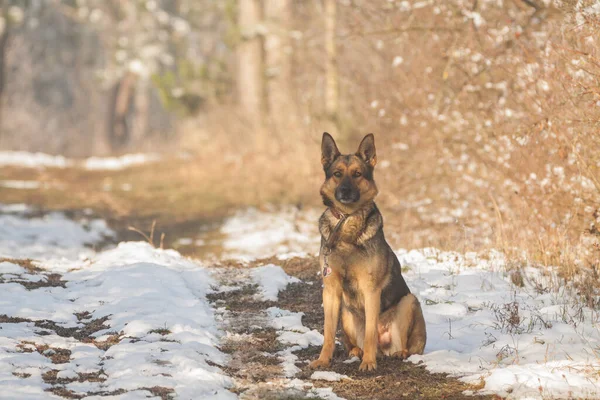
0,258,44,274
176,0,600,282
16,341,72,364
0,150,321,227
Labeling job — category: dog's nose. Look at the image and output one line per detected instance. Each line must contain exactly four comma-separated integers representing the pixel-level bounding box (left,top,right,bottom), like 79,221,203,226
340,187,352,198
336,185,359,204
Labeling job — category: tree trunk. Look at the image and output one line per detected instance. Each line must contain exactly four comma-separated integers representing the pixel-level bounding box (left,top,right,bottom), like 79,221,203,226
237,0,265,129
108,72,137,151
324,0,338,122
0,2,10,139
265,0,293,127
132,79,149,144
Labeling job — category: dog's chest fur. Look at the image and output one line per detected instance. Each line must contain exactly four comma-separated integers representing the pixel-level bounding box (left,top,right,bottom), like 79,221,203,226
319,205,389,311
319,204,410,317
319,205,382,248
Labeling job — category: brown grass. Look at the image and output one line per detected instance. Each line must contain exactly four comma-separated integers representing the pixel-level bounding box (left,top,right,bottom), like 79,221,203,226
16,341,71,364
0,258,44,273
176,0,600,284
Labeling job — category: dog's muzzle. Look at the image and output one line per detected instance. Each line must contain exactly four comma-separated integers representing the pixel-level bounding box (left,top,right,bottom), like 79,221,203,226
335,186,360,204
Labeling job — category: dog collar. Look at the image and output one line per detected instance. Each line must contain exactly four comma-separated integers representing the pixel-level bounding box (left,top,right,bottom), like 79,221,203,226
322,210,348,279
329,207,346,219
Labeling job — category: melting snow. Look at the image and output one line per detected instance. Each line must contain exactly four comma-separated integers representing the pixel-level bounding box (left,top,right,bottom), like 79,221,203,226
400,248,600,399
83,154,160,171
0,242,235,399
266,307,323,378
0,151,160,171
251,265,300,301
2,204,600,399
310,371,351,382
0,152,71,169
0,208,114,261
218,207,320,261
0,180,42,190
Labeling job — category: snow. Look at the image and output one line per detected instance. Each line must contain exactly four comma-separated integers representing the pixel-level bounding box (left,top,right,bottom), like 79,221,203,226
0,242,235,400
0,203,30,213
0,209,114,261
287,379,346,400
217,207,320,261
210,264,342,399
0,180,42,190
3,204,600,399
83,154,160,171
266,307,323,377
251,265,300,301
165,206,321,261
0,151,160,171
400,248,600,399
310,371,350,382
0,261,26,275
0,151,70,169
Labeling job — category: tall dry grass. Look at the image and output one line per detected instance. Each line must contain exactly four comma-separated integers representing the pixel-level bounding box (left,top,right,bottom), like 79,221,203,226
178,0,599,277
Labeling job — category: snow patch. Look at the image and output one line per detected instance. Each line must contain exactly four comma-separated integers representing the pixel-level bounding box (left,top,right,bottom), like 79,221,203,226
266,307,323,378
310,371,351,382
0,210,114,261
0,242,235,399
0,180,42,190
0,151,71,169
83,153,160,171
252,265,300,301
399,248,600,399
218,207,320,260
0,151,160,171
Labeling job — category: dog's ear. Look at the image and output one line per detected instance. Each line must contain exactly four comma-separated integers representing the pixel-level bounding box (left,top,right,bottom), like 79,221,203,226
356,133,377,167
321,132,340,169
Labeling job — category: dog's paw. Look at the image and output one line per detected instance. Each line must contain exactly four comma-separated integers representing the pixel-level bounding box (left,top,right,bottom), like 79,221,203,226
358,359,377,371
309,358,331,369
349,347,363,358
391,350,409,360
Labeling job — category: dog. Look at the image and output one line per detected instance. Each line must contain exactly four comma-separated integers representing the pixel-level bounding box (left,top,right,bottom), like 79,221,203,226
309,132,426,372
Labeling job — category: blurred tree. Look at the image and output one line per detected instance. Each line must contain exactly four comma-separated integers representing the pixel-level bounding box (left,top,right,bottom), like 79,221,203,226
265,0,294,130
76,0,193,150
324,0,338,123
0,0,229,154
0,2,9,131
237,0,265,132
0,1,24,137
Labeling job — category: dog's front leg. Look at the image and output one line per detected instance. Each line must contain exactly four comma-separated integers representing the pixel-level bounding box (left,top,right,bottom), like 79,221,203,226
359,289,381,371
310,277,342,369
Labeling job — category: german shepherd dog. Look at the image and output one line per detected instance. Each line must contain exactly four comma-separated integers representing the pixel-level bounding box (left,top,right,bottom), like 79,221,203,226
310,133,426,372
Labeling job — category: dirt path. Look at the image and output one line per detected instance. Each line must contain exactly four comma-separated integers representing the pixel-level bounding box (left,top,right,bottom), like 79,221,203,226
209,257,499,400
208,268,288,399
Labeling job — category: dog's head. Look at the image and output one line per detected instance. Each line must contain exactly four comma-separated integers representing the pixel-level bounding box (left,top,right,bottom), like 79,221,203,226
320,132,379,213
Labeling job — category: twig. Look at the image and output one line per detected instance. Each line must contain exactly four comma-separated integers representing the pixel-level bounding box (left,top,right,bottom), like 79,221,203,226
128,220,160,248
338,25,464,39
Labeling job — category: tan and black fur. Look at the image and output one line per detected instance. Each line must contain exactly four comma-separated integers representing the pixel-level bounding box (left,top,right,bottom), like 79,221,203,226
310,132,426,372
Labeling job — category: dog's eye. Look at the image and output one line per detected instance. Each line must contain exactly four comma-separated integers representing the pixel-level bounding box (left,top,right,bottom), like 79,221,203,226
333,171,342,178
353,171,362,178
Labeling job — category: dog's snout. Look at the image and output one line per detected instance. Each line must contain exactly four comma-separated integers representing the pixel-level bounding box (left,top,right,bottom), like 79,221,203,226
340,187,352,197
335,182,360,204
